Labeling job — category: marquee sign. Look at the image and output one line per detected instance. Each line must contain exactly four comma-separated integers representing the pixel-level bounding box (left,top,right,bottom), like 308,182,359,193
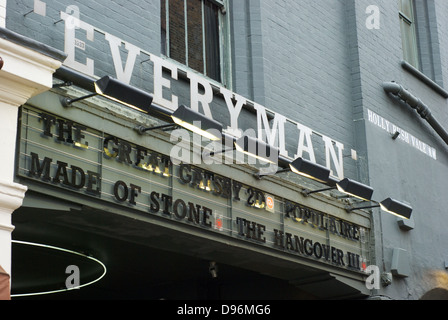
17,106,371,273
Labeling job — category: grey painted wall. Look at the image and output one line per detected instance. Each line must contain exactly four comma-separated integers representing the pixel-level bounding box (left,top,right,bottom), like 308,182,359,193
352,0,448,299
228,0,360,178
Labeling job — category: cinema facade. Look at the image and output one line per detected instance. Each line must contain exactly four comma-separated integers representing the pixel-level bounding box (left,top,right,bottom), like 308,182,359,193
0,0,447,300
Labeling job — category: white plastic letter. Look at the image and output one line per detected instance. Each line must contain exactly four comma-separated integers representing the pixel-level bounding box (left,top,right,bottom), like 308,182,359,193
34,0,47,17
220,87,245,137
322,135,344,179
105,33,140,85
188,72,214,119
61,10,94,76
295,123,316,163
151,55,179,111
254,103,288,158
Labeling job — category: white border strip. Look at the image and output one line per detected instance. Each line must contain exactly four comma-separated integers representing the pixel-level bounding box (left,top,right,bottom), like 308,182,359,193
11,240,107,298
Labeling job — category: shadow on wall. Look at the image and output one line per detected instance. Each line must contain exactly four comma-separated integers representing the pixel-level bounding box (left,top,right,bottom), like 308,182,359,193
420,270,448,300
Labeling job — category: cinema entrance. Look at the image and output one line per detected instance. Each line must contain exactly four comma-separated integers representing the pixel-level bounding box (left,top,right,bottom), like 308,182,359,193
10,94,371,300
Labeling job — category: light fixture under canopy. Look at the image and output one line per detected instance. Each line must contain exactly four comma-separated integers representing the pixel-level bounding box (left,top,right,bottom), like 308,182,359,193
346,197,413,220
234,135,280,164
170,105,223,141
336,178,374,201
379,198,413,220
62,75,154,114
289,157,330,183
94,76,153,113
254,157,330,181
303,177,374,201
137,105,223,141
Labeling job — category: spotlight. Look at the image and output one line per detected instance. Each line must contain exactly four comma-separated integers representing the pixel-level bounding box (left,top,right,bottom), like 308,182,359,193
379,198,413,220
336,178,374,201
234,135,279,164
254,157,330,183
137,105,223,141
346,198,413,220
208,135,279,164
62,75,154,114
303,177,373,201
170,105,223,141
289,157,330,183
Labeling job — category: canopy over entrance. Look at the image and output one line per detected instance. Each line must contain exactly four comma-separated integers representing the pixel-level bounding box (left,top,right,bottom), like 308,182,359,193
10,192,369,300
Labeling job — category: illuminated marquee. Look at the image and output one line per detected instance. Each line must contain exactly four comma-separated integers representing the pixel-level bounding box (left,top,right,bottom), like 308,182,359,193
18,107,371,272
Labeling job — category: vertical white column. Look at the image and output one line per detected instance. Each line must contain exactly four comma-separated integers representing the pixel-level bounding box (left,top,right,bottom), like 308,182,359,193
0,182,27,277
0,34,63,295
